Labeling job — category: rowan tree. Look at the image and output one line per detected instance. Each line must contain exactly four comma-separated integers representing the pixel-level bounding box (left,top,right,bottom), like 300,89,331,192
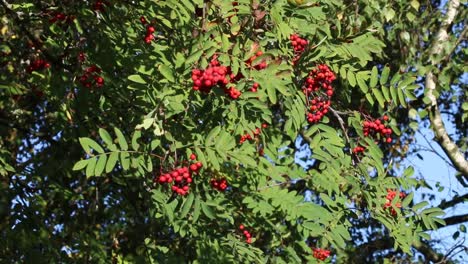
0,0,466,263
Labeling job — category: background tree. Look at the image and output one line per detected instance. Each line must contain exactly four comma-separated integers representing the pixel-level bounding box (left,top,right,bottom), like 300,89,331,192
0,0,466,263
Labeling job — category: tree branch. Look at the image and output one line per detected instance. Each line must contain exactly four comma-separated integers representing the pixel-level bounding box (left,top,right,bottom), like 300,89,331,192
443,213,468,226
412,239,445,263
437,193,468,210
425,0,468,178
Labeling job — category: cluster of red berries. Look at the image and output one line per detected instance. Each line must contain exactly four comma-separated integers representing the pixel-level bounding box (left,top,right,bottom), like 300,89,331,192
290,34,308,65
78,65,104,88
140,17,156,44
191,57,230,91
93,1,109,12
363,115,393,143
384,189,406,216
250,82,259,92
49,12,75,24
210,178,228,191
352,145,365,154
27,59,51,73
246,51,267,70
352,116,393,154
239,225,252,244
154,154,202,196
191,49,269,99
312,248,331,261
302,64,336,123
239,124,267,144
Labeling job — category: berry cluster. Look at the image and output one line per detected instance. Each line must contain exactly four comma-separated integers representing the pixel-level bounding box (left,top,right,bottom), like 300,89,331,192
239,225,252,244
239,124,267,144
79,65,104,89
49,12,75,24
154,154,202,196
250,82,259,92
210,178,228,191
139,17,156,44
191,56,231,92
191,48,269,99
363,115,393,143
384,189,406,216
312,248,331,261
352,116,393,154
302,64,336,123
246,51,267,70
27,59,50,73
352,145,365,154
290,34,308,65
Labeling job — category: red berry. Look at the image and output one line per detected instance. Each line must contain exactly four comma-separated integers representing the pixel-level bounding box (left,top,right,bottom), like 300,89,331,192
190,153,197,160
190,164,198,171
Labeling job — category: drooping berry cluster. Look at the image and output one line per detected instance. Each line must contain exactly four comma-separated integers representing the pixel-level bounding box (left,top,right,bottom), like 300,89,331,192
312,248,331,261
78,65,104,88
363,115,393,143
192,57,229,92
239,225,252,244
384,189,406,216
352,116,393,154
155,156,202,196
191,50,269,99
239,124,267,144
290,34,308,65
27,59,51,73
302,64,336,123
210,178,228,191
140,16,156,44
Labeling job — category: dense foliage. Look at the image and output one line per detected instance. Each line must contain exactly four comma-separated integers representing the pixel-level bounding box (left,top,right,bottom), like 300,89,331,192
1,0,466,263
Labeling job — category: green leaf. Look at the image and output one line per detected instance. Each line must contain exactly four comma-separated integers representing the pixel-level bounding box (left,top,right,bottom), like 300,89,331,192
131,131,141,151
99,128,113,146
205,126,221,147
192,198,201,222
201,202,216,219
106,152,119,173
412,201,429,211
120,152,130,170
206,148,220,171
179,192,194,218
380,66,390,85
402,192,413,207
347,70,356,87
95,155,107,176
373,89,385,108
86,157,97,177
114,128,128,151
357,76,369,93
128,74,147,84
79,137,104,154
397,88,407,108
370,66,378,87
159,64,175,82
73,159,88,171
266,84,277,104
